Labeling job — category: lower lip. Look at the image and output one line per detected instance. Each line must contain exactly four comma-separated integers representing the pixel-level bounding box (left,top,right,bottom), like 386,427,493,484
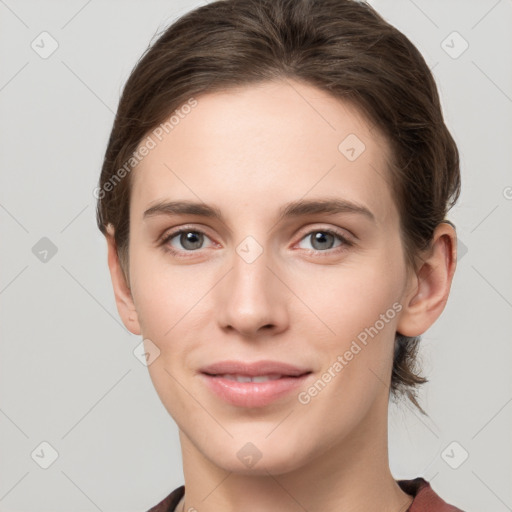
200,373,311,408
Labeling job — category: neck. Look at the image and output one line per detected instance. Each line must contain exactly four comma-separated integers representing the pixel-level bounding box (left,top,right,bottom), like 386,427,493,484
177,393,413,512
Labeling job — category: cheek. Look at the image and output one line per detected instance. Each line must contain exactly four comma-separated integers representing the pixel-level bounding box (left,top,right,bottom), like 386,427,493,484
293,256,403,339
131,239,405,348
296,254,405,404
129,247,204,336
293,265,402,427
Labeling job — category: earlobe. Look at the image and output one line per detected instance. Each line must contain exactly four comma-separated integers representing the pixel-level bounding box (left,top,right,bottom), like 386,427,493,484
396,222,457,337
105,224,141,335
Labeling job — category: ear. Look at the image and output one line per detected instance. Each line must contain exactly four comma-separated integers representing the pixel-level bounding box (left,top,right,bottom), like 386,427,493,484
396,222,457,337
105,224,141,335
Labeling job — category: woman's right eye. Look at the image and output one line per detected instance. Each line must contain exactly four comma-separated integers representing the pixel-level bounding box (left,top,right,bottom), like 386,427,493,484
161,228,215,256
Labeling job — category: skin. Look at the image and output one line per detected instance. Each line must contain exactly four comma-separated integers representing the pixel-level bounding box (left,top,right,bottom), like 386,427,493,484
105,79,457,512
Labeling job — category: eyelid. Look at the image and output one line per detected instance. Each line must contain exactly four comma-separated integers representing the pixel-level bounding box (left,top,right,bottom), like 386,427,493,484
160,223,352,242
159,224,215,244
293,228,354,256
293,223,354,245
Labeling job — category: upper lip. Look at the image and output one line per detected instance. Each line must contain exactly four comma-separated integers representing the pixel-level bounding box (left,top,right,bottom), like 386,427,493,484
200,360,311,377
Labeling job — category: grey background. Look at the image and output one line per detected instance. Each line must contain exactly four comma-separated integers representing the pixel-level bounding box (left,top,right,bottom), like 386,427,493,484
0,0,511,511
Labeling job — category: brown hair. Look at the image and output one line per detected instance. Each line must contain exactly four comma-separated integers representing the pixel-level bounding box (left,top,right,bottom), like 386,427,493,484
96,0,461,411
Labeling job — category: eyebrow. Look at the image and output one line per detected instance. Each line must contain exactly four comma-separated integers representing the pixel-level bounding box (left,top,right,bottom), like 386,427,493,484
143,198,375,223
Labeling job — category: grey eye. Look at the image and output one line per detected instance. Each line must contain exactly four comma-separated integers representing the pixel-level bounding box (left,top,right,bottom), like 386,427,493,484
298,230,343,251
178,231,204,250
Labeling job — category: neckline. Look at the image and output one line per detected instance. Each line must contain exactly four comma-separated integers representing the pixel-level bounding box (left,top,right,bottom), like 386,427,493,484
160,478,446,512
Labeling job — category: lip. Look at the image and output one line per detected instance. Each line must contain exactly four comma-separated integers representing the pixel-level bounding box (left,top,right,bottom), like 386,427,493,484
200,360,311,377
199,360,312,408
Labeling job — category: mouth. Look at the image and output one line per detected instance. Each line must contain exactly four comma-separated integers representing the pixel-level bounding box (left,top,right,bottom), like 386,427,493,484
198,360,313,407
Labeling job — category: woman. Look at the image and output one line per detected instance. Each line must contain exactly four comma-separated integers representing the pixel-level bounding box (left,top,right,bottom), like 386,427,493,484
96,0,463,510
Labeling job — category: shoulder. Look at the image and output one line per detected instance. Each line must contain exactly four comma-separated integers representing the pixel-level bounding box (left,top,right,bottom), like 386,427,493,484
145,485,185,512
398,477,465,511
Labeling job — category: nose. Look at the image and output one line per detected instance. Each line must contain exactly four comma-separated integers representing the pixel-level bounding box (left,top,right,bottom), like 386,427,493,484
216,245,289,338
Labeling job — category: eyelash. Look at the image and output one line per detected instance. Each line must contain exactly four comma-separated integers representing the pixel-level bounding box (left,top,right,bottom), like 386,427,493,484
159,226,354,259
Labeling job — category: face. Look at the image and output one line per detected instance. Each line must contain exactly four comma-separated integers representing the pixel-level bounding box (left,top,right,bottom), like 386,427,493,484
119,79,417,474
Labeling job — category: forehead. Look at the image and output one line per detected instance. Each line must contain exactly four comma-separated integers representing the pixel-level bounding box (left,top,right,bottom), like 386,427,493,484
130,79,397,226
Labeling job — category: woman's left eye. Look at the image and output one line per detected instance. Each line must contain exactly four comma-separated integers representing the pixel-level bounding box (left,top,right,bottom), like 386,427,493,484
297,229,352,253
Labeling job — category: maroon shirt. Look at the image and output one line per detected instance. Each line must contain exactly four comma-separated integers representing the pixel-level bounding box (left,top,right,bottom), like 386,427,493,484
146,477,464,511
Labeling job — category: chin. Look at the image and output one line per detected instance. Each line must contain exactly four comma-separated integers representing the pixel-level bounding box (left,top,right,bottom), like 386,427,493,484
217,452,306,476
199,433,312,476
